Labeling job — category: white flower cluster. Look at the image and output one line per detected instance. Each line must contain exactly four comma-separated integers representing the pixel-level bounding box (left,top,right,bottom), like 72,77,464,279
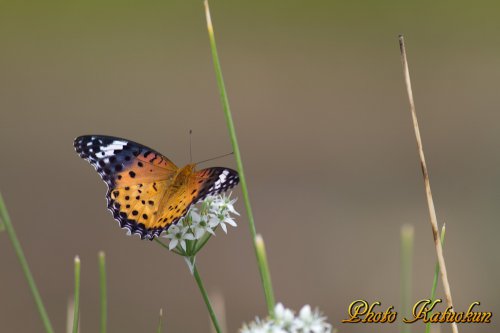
241,303,332,333
162,193,239,252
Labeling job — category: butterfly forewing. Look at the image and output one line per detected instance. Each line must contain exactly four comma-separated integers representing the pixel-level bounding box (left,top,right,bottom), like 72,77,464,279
75,135,179,239
74,135,178,188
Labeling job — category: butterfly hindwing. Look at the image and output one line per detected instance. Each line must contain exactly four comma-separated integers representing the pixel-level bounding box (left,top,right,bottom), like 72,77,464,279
108,181,171,239
193,167,240,201
156,167,239,226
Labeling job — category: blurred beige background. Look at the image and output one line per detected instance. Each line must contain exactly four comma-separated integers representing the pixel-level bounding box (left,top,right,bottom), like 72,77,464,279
1,1,499,332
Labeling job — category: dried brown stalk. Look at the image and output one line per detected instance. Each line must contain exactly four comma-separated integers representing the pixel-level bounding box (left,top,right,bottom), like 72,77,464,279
398,35,459,333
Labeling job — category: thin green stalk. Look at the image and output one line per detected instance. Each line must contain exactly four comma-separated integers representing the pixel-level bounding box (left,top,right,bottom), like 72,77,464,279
255,235,276,315
193,263,222,333
73,256,81,333
425,224,446,333
0,192,55,333
401,224,414,333
157,308,164,333
203,0,276,316
98,251,108,333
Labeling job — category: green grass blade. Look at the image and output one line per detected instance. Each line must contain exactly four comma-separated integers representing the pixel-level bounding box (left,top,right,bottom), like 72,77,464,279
203,0,276,316
72,256,81,333
98,251,108,333
0,192,55,333
401,224,414,333
255,235,276,316
425,224,446,333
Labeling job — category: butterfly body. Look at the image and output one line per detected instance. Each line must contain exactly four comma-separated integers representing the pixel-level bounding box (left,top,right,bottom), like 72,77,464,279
74,135,239,240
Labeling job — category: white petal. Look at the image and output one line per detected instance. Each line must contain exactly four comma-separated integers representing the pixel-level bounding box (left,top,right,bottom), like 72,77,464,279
299,305,312,320
168,239,178,250
190,210,201,222
208,217,220,228
193,228,204,239
224,217,237,227
275,303,285,317
163,233,174,240
168,225,180,234
229,207,240,216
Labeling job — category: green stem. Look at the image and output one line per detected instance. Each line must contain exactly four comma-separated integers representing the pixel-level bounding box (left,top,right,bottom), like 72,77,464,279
193,262,222,333
203,0,276,316
73,256,81,333
400,225,414,333
0,192,55,333
98,251,108,333
425,225,446,333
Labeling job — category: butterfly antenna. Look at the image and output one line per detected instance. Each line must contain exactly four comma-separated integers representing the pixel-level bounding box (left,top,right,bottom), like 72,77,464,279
195,151,234,166
189,129,193,164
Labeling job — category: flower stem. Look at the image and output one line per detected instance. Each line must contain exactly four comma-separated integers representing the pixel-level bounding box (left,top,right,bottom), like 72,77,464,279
0,192,55,333
98,251,108,333
154,239,222,332
73,256,81,333
203,0,276,316
192,261,222,333
425,224,446,333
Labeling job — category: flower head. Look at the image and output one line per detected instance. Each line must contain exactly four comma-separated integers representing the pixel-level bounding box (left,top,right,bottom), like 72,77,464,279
187,208,217,239
294,305,331,333
161,193,239,255
240,303,332,333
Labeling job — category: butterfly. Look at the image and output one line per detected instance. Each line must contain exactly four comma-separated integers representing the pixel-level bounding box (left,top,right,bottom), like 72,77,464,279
74,135,239,240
